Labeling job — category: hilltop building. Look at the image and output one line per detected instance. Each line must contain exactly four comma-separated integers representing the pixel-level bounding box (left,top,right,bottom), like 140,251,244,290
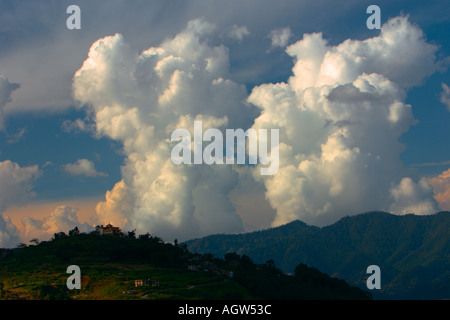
95,223,122,236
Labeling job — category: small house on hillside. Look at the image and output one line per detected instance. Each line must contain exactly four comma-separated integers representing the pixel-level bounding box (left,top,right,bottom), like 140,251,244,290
135,279,160,287
95,223,122,236
188,265,201,271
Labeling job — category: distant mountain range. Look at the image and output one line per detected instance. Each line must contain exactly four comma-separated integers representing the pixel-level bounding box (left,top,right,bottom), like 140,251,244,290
186,211,450,299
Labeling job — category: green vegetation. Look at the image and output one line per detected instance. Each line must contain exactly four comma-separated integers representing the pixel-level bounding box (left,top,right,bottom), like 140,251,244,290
186,211,450,299
0,228,370,300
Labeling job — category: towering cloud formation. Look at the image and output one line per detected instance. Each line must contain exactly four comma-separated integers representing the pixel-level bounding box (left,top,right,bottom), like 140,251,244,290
73,19,253,240
249,16,439,226
73,16,441,240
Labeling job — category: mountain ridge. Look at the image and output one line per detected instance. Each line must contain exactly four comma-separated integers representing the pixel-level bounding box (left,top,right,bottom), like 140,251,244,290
185,211,450,299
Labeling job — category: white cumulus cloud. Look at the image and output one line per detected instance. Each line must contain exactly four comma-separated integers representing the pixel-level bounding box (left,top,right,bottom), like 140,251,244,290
95,179,132,228
64,159,107,177
73,19,253,241
426,168,450,211
0,160,41,213
389,177,438,215
228,25,250,42
22,206,94,241
249,16,440,227
268,27,293,49
286,16,438,90
72,16,443,240
0,160,41,247
0,215,20,248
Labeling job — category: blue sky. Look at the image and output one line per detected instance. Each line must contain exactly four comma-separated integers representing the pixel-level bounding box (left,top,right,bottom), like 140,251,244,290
0,0,449,246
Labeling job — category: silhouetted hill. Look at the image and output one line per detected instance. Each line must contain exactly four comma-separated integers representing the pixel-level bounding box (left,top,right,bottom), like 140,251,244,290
186,211,450,299
0,231,370,300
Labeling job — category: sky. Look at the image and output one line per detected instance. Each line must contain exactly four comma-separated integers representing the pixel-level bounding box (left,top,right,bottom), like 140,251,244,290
0,0,449,247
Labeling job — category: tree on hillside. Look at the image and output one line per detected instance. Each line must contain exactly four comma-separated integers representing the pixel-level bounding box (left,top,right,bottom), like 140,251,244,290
68,227,80,236
138,232,151,240
53,232,67,240
127,230,136,239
